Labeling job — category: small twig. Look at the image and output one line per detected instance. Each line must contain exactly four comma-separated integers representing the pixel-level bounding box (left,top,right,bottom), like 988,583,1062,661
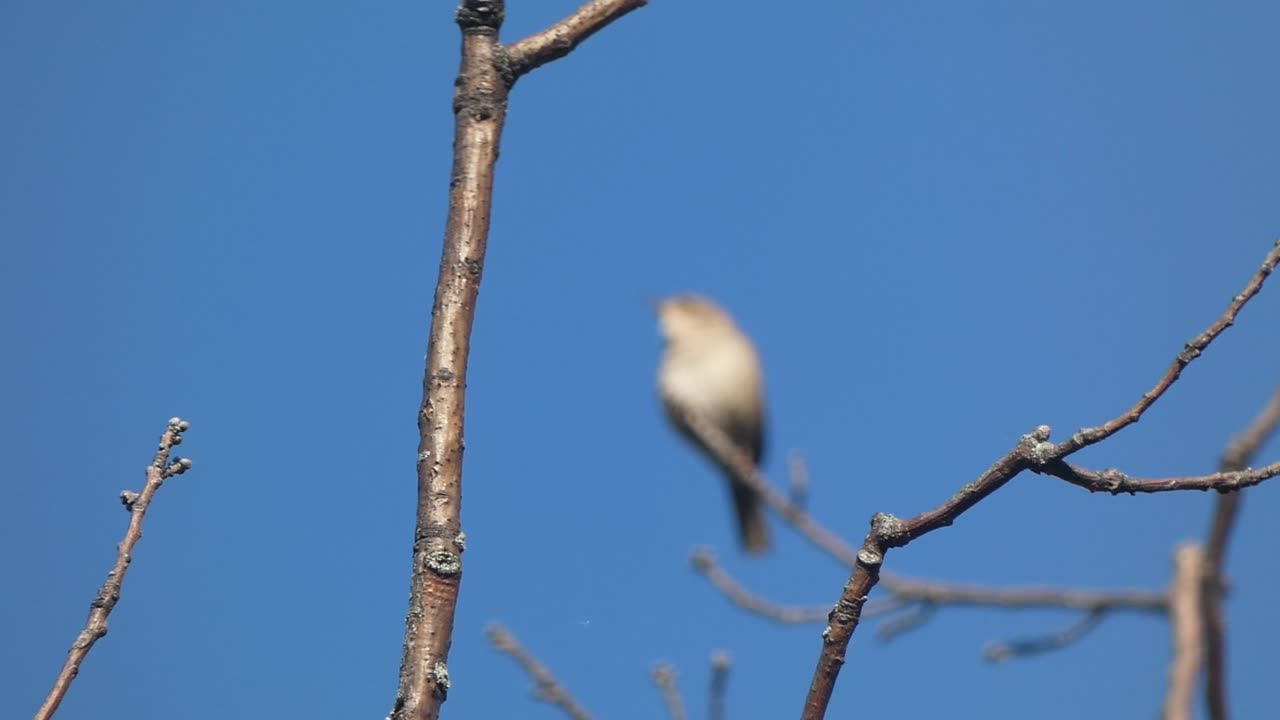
787,451,809,510
35,418,193,720
652,664,688,720
874,604,937,641
1056,240,1280,455
983,610,1106,663
676,408,860,568
1201,386,1280,720
801,241,1280,720
507,0,649,79
690,549,831,623
708,651,731,720
1036,459,1280,494
1163,544,1206,720
486,624,594,720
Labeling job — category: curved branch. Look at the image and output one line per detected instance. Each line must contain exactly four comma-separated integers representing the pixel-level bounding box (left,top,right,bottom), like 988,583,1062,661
983,610,1107,663
801,240,1280,720
487,624,594,720
1202,386,1280,720
1056,240,1280,455
35,418,193,720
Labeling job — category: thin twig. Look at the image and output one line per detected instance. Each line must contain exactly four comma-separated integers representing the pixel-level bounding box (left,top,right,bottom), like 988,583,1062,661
487,624,594,720
394,2,643,717
1056,240,1280,455
690,549,831,623
983,610,1106,663
1202,386,1280,720
709,651,731,720
1163,544,1206,720
652,664,688,720
800,241,1280,720
507,0,649,79
1036,459,1280,494
35,418,193,720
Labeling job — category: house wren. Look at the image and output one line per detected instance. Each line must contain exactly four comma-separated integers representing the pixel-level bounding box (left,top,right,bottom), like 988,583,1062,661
655,295,769,553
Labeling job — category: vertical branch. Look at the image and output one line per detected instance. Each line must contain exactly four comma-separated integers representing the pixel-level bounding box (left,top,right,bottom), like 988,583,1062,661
708,651,731,720
393,3,645,718
1163,544,1206,720
1201,387,1280,720
393,3,510,718
652,664,688,720
34,418,193,720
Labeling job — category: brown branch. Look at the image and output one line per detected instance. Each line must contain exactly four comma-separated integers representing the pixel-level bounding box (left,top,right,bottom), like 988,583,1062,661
35,418,193,720
486,624,594,720
708,651,731,720
801,241,1280,720
507,0,648,79
1202,386,1280,720
652,664,688,720
1163,544,1206,720
1036,458,1280,494
690,549,832,623
394,3,641,717
982,610,1106,663
1056,240,1280,455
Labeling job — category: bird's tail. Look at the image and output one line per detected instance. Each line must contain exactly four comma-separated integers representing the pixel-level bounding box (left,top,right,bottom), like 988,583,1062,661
727,477,769,554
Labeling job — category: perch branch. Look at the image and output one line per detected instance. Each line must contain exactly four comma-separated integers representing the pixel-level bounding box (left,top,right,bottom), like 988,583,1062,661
652,664,688,720
487,624,594,720
800,240,1280,720
34,418,193,720
394,2,642,717
1201,386,1280,720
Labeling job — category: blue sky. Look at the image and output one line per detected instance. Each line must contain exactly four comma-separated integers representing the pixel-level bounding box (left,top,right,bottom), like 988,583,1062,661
3,2,1279,718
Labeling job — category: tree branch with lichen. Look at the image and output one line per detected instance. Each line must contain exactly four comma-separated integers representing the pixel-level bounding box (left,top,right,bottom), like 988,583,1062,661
392,2,646,718
34,418,193,720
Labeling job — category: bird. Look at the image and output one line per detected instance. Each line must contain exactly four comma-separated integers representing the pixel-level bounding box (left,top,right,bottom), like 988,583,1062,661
654,295,769,554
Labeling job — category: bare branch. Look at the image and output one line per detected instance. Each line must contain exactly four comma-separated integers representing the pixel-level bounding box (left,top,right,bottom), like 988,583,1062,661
801,241,1280,720
708,651,731,720
652,664,688,720
983,610,1106,663
507,0,649,79
675,408,860,567
487,624,594,720
1163,544,1206,720
1036,458,1280,495
1202,386,1280,720
690,549,832,623
873,604,938,641
880,576,1168,613
1057,240,1280,454
395,3,643,717
35,418,193,720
